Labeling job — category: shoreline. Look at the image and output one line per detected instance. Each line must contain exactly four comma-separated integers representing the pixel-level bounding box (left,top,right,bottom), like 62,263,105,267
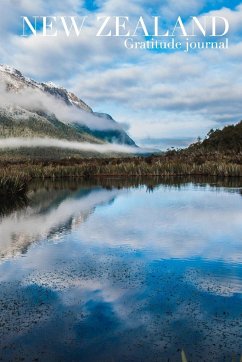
1,155,242,197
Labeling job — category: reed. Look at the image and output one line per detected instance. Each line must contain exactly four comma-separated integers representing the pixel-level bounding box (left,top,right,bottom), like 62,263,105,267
1,149,242,198
0,173,29,198
180,350,242,362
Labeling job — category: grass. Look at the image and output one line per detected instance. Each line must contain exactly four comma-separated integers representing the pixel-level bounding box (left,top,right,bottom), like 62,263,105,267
0,172,29,216
1,118,242,197
0,173,29,197
181,350,188,362
2,153,242,178
180,350,242,361
1,147,242,198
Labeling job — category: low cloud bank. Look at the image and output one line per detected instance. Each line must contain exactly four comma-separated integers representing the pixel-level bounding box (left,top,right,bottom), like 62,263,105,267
0,79,122,131
0,137,150,154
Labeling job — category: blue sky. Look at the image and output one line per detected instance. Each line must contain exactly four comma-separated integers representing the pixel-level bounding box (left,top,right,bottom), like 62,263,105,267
0,0,242,148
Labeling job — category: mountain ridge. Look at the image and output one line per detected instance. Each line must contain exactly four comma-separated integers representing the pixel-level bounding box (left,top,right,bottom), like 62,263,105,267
0,64,136,148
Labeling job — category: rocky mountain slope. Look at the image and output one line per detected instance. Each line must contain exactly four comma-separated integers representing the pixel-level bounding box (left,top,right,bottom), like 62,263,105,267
0,65,135,146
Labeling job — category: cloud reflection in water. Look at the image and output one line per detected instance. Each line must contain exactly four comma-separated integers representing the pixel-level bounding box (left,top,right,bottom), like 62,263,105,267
0,181,241,361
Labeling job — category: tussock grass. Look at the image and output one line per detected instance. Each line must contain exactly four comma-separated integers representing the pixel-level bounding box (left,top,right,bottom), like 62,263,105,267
9,155,242,179
0,173,29,197
1,148,242,197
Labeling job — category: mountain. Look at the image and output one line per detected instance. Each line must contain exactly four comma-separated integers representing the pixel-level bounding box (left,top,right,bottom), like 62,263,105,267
156,120,242,171
72,112,135,146
0,106,102,143
178,120,242,156
0,65,136,148
199,121,242,153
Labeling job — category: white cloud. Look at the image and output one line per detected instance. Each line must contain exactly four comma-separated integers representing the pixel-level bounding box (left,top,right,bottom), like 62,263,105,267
0,187,124,260
159,0,206,20
0,77,124,130
0,137,145,153
0,1,241,142
68,46,242,139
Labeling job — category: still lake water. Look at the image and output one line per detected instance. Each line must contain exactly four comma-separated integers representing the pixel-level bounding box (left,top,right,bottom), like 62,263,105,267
0,178,241,362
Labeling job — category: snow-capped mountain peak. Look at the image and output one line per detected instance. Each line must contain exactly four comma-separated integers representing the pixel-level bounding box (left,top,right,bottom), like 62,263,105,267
0,64,136,146
0,64,23,77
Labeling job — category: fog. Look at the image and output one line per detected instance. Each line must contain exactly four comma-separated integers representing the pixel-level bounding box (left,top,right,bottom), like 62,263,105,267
0,79,122,131
0,137,146,154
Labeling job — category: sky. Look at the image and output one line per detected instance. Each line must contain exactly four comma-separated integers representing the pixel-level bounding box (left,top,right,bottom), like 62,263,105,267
0,0,242,149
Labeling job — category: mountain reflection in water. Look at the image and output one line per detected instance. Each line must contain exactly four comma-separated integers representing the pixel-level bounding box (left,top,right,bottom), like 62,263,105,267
0,177,241,362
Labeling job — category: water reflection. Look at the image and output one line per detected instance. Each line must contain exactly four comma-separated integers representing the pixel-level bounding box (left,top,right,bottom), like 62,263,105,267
0,178,241,361
0,181,125,259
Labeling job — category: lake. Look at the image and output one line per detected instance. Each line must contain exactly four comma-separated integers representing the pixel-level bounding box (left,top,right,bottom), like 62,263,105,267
0,178,241,361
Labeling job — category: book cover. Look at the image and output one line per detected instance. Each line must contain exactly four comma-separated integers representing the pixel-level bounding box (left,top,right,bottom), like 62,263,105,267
0,1,241,361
